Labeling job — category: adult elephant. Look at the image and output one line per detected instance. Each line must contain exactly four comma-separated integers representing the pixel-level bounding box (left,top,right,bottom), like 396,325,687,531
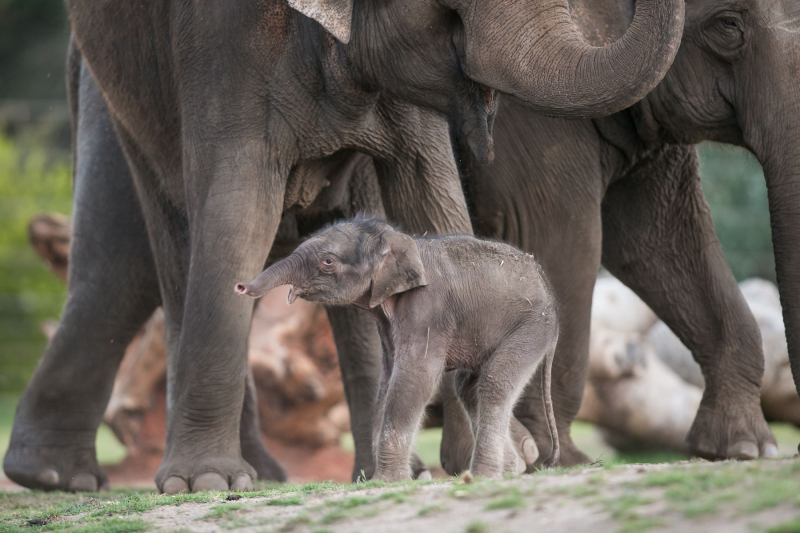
447,0,796,469
3,0,684,492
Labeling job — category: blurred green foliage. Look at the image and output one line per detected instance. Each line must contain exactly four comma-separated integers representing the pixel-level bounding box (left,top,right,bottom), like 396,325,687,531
0,135,72,393
698,142,775,283
0,0,69,100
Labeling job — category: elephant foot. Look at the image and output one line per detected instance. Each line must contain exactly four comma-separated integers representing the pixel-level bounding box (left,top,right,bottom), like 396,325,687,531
556,435,591,467
440,420,475,476
442,416,541,476
409,452,431,480
240,436,287,482
156,453,257,494
373,467,412,483
527,428,589,470
687,393,778,460
351,457,375,482
3,425,108,492
509,417,538,472
4,390,110,492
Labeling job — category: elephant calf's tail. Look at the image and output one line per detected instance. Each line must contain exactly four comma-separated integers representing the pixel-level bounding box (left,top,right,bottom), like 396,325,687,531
541,335,560,468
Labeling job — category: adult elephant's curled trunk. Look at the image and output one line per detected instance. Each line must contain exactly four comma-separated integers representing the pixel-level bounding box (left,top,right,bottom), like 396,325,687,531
236,256,303,300
452,0,685,119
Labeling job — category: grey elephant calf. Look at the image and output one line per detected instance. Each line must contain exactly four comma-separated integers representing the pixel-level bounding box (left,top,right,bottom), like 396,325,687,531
237,217,559,480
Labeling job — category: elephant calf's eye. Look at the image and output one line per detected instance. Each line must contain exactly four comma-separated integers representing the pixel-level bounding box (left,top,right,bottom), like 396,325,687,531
322,258,334,267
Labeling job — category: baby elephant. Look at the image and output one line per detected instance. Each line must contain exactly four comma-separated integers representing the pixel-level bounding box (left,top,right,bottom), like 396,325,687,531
237,217,559,480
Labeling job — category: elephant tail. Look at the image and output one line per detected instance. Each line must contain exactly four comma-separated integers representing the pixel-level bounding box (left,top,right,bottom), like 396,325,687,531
541,333,560,468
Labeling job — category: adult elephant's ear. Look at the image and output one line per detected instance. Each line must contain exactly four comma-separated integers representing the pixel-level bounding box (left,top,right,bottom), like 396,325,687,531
369,232,428,308
287,0,353,44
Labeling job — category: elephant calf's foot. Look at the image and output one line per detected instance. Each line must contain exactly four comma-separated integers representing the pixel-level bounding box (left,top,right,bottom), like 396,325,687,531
688,394,778,460
240,435,287,482
3,437,108,492
156,454,257,494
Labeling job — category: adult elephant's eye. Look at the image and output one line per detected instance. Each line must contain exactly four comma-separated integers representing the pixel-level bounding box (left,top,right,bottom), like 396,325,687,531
322,257,334,267
705,13,745,58
722,18,739,30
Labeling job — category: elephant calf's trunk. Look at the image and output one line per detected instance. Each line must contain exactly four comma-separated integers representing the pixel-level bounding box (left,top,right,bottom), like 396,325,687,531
235,257,298,298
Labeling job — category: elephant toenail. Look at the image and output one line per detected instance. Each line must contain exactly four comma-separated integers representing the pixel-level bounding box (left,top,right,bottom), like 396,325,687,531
416,470,432,481
36,469,59,487
192,472,229,492
727,441,758,460
692,438,718,460
162,476,189,494
231,474,253,491
68,473,98,492
762,443,779,459
521,437,540,465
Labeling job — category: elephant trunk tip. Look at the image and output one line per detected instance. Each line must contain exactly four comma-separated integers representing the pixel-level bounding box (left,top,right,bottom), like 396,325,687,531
234,283,256,297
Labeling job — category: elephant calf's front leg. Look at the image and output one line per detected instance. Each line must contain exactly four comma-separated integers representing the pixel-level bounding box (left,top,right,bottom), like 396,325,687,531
374,345,445,483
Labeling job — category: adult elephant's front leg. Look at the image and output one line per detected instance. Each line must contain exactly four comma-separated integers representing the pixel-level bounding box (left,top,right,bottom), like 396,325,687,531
371,108,477,474
155,135,290,494
601,145,777,460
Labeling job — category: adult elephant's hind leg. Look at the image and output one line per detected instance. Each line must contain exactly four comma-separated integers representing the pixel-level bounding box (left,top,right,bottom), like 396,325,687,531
326,306,382,482
240,369,287,481
3,60,160,491
601,145,776,460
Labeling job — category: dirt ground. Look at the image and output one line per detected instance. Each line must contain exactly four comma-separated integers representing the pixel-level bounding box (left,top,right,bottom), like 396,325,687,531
2,458,799,533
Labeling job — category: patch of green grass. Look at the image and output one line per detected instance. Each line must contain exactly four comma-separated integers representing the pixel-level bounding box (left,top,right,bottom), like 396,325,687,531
543,486,570,496
331,495,378,510
639,461,800,519
417,503,445,516
264,495,305,506
2,516,150,533
91,491,218,518
617,517,662,533
465,520,488,533
603,495,652,521
202,502,244,520
449,478,520,501
642,469,690,487
746,478,798,513
319,508,349,525
610,452,688,466
572,484,600,498
280,513,311,532
660,470,738,503
484,490,524,511
767,519,800,533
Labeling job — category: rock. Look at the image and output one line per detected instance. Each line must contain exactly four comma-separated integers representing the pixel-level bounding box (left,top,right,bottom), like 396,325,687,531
591,276,659,334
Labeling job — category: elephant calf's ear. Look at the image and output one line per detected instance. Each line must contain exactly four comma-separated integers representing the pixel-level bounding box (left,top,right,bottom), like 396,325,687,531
369,232,428,308
287,0,353,44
